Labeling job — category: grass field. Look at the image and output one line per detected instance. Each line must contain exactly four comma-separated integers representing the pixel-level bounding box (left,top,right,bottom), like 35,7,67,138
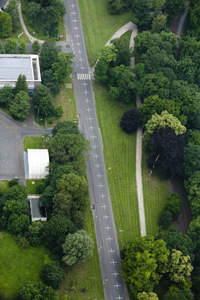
142,151,170,236
58,192,104,300
26,179,46,194
23,136,48,151
0,231,50,299
78,0,133,65
93,82,140,250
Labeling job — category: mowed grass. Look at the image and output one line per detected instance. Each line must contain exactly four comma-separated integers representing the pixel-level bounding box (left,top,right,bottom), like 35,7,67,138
52,77,78,126
23,136,48,151
58,192,104,300
0,231,50,299
142,151,170,236
78,0,133,65
26,179,46,194
93,82,140,250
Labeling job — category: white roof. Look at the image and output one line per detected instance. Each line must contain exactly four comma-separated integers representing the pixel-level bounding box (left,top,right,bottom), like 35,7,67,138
27,149,49,179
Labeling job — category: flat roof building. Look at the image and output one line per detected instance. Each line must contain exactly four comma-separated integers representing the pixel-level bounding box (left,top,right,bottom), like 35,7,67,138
24,149,49,179
0,54,41,91
28,196,47,222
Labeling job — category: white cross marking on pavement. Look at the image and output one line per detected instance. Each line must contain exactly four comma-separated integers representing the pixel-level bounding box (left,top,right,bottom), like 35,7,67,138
90,134,97,140
71,11,77,15
107,236,113,241
90,125,95,130
95,163,101,168
76,42,81,46
86,107,92,112
114,283,121,289
70,4,76,7
74,27,78,30
85,99,90,103
84,90,89,94
112,271,119,277
101,203,107,209
72,19,78,23
92,144,98,149
80,66,85,70
109,248,115,253
105,225,111,231
88,117,93,121
78,58,84,61
82,82,87,86
100,193,106,198
116,295,123,300
104,215,110,220
97,173,102,178
93,153,99,158
110,259,117,265
77,50,82,54
98,183,104,188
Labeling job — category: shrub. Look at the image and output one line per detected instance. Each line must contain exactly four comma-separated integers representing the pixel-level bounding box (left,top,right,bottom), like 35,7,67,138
158,210,172,229
36,183,45,194
40,261,65,289
53,105,63,118
9,178,18,187
120,108,141,134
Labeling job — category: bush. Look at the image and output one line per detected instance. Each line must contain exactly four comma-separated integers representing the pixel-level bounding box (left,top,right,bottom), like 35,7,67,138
40,261,65,289
36,183,45,194
164,192,181,220
158,210,172,229
9,178,18,187
53,105,63,118
120,108,141,134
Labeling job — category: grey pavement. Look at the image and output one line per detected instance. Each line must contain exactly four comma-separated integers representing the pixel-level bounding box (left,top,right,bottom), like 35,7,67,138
65,0,129,299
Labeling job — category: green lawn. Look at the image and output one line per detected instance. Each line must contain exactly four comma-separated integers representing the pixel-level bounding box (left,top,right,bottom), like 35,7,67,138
78,0,133,65
23,136,48,151
26,179,46,194
142,151,170,236
58,192,104,300
0,231,51,299
94,82,140,250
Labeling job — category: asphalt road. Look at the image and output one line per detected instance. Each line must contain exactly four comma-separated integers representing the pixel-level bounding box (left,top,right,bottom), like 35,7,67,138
64,0,128,299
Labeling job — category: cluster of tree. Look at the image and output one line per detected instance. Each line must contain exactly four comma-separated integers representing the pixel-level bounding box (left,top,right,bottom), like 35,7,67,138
108,0,186,28
121,235,194,299
0,75,30,120
25,0,66,37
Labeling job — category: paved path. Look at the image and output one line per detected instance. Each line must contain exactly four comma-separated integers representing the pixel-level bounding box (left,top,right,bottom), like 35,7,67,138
105,22,136,46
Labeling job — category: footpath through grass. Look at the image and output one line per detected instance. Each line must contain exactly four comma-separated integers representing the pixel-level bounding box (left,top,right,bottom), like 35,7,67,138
0,231,50,299
142,152,170,236
78,0,133,65
94,82,140,249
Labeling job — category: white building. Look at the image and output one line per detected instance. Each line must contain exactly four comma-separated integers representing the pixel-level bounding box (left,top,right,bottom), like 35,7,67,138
24,149,49,179
0,54,41,91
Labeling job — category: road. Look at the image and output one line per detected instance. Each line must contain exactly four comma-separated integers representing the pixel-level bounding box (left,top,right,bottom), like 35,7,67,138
64,0,128,299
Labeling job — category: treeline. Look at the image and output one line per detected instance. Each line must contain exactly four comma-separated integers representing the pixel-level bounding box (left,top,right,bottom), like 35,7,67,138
0,121,93,299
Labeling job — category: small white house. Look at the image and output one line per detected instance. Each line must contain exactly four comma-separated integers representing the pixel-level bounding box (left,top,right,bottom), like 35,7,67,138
24,149,49,179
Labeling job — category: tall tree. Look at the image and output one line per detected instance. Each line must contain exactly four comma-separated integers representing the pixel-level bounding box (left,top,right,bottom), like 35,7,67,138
163,0,186,21
138,292,159,300
40,261,65,289
62,230,94,266
15,75,28,95
18,282,56,300
0,12,12,37
9,91,30,119
120,108,141,134
33,84,51,109
184,144,200,178
0,85,13,108
32,40,41,53
18,41,26,54
132,0,152,29
53,193,72,218
5,0,19,32
4,38,17,54
40,40,61,71
52,52,74,84
56,173,87,199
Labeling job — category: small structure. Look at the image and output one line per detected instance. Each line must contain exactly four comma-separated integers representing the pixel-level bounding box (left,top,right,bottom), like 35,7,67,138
24,149,49,179
0,54,41,91
59,34,65,39
28,196,47,222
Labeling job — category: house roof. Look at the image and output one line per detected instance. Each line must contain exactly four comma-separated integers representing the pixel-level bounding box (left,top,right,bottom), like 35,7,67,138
27,149,49,179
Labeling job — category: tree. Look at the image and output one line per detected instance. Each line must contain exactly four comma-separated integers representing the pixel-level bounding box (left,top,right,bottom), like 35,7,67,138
7,214,30,235
53,192,72,218
138,292,159,300
121,236,169,297
3,198,28,217
142,111,186,150
151,0,166,11
41,69,54,86
33,84,51,109
188,215,200,245
42,215,76,258
163,0,186,21
4,38,17,54
155,229,195,262
49,133,90,174
5,0,19,32
111,37,131,66
164,193,182,220
26,221,44,247
184,144,200,178
151,14,167,33
175,58,196,84
40,40,61,71
56,173,87,199
0,85,13,108
52,52,74,84
132,0,152,29
32,40,41,53
36,183,45,194
163,290,194,300
18,281,56,300
15,75,28,95
0,12,12,38
108,0,126,14
40,261,65,289
146,128,186,178
26,2,41,26
186,130,200,146
53,105,63,118
9,91,30,119
39,95,53,117
18,41,26,54
62,230,94,266
52,120,79,136
120,108,141,134
158,210,172,229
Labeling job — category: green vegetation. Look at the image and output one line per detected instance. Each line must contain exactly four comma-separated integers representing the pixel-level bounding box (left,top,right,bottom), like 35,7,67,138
0,181,9,194
23,136,48,151
26,179,46,194
0,231,50,299
78,0,133,65
142,151,170,236
58,194,104,300
2,20,30,43
94,82,140,249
